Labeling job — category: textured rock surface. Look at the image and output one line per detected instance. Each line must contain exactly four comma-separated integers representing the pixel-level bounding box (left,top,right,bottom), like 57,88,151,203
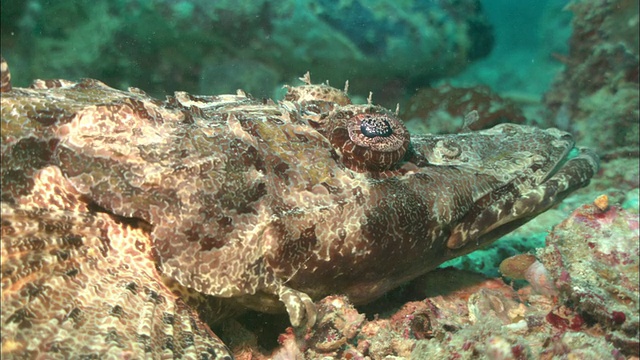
540,203,640,356
543,0,639,153
1,0,493,101
402,84,527,135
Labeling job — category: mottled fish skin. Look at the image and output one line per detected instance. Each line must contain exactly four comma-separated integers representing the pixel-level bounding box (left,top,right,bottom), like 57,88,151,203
1,167,232,359
1,56,598,357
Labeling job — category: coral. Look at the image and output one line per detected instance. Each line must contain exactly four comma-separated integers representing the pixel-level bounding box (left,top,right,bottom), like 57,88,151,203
304,296,364,353
539,202,640,356
543,0,640,153
499,254,537,280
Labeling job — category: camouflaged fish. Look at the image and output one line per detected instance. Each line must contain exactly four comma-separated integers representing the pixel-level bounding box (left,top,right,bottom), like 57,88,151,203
0,57,598,358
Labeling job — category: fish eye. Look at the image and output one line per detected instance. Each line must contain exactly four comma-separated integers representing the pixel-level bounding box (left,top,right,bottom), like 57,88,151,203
327,107,410,172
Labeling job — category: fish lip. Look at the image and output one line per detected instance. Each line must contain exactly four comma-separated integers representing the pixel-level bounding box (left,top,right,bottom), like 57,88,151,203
539,128,576,183
537,129,600,185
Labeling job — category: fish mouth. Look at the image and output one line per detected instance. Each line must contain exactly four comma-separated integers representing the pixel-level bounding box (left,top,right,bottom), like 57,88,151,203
535,128,595,184
445,141,599,254
403,124,600,253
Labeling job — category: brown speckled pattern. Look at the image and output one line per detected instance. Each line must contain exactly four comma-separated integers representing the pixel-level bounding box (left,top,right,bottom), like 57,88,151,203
1,166,231,358
1,57,598,357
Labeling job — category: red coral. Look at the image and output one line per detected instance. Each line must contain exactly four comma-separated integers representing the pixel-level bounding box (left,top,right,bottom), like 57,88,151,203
545,306,585,331
611,311,626,325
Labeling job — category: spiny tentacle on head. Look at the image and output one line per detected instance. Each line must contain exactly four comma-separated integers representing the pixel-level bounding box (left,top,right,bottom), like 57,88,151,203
284,75,410,172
